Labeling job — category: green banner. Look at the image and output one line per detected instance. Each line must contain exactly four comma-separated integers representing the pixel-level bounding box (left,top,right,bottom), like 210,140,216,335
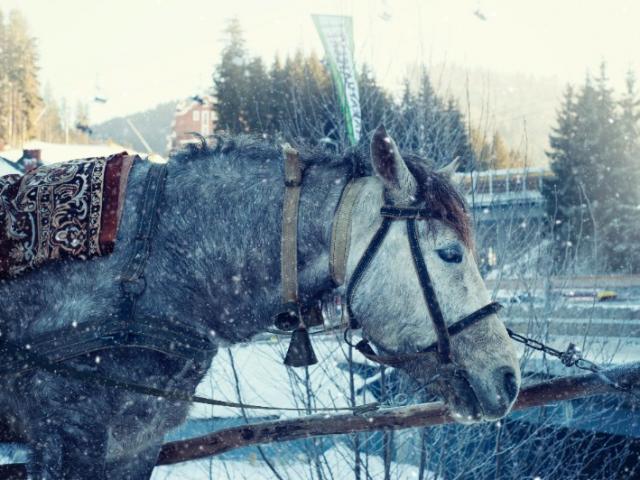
312,14,362,146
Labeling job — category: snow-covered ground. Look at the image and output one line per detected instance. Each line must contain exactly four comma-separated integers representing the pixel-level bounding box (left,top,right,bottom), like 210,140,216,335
152,443,426,480
188,335,374,420
0,158,20,176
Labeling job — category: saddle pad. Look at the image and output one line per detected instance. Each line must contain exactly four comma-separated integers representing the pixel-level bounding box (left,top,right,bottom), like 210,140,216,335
0,152,137,278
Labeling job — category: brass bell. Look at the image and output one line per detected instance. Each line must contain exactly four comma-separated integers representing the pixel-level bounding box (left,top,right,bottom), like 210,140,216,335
284,327,318,367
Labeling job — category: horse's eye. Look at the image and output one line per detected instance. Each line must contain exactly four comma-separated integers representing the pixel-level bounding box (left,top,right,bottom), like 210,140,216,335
436,245,463,263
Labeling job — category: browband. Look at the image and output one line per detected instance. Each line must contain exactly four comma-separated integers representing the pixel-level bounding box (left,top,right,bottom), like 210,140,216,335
380,205,438,219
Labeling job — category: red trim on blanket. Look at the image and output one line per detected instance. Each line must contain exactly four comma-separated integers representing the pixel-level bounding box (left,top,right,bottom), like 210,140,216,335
99,153,136,254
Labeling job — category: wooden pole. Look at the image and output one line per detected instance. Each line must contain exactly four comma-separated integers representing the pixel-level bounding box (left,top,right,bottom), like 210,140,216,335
157,362,640,465
1,362,638,479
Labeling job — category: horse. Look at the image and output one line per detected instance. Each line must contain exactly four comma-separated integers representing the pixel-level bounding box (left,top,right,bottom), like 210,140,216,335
0,126,520,479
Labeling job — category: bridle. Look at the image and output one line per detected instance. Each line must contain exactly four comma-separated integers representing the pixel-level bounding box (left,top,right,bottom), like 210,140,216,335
342,203,502,369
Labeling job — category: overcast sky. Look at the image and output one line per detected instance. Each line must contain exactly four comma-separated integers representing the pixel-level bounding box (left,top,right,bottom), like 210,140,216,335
4,0,640,123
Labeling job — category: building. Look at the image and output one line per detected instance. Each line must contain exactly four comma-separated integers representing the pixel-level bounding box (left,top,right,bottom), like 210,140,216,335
455,167,551,222
453,167,552,272
166,95,216,153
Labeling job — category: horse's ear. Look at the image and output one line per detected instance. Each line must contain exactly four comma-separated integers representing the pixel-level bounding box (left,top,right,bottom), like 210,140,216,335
437,157,460,179
370,125,417,204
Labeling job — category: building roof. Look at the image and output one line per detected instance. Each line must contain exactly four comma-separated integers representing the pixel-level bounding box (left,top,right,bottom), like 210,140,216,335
174,95,215,117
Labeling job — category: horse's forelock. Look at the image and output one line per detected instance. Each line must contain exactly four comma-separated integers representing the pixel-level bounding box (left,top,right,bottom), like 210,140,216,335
405,157,473,248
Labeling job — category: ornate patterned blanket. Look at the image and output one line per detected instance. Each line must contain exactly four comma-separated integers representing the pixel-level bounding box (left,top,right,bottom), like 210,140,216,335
0,152,137,278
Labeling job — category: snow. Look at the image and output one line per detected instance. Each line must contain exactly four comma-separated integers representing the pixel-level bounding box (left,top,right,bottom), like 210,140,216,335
188,335,372,419
0,444,28,465
1,140,138,166
151,442,429,480
1,330,636,475
0,158,20,176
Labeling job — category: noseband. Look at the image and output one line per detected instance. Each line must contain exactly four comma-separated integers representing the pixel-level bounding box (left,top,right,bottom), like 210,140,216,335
344,204,502,368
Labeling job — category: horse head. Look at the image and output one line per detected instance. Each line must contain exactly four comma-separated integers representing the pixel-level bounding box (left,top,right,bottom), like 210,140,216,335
344,125,520,422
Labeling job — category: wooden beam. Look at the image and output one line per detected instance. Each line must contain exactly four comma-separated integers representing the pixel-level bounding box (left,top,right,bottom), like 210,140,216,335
157,362,640,465
1,362,638,476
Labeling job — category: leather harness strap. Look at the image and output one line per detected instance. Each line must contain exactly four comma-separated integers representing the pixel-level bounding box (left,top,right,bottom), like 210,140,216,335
280,144,303,313
0,160,217,375
120,162,168,311
330,178,368,286
275,145,320,367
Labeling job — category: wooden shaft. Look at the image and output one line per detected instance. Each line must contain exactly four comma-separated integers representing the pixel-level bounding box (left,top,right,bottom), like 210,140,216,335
157,362,640,465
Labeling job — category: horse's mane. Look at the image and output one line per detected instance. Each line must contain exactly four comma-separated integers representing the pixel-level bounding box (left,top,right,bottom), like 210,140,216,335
403,155,473,248
170,133,472,247
170,133,359,170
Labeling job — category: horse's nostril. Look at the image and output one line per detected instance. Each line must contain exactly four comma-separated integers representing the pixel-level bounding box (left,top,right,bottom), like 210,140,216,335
503,370,519,403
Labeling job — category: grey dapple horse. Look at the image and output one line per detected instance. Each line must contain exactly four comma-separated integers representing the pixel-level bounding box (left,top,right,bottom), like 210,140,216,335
0,127,520,479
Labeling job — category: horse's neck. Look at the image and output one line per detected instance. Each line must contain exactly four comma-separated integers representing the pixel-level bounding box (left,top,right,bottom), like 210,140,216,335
156,156,352,337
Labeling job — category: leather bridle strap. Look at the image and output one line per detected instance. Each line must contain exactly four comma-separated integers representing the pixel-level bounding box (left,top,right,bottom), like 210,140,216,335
350,302,503,367
406,218,451,364
345,217,392,329
345,204,503,368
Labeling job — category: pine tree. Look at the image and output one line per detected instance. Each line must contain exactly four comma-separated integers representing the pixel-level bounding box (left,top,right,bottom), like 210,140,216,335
209,20,474,169
267,56,289,135
441,98,475,170
543,84,589,264
0,9,42,146
358,64,392,136
300,51,335,141
0,9,7,147
419,70,448,162
470,126,493,170
213,18,249,133
269,50,339,143
393,71,473,169
543,64,639,272
605,70,640,271
491,132,511,169
244,57,270,133
396,79,420,150
37,83,64,142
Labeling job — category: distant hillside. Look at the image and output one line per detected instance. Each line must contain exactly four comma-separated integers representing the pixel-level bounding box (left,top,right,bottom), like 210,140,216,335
407,64,564,166
93,100,178,155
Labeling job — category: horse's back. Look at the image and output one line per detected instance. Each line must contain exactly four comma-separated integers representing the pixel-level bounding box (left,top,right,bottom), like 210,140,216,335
0,159,150,338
